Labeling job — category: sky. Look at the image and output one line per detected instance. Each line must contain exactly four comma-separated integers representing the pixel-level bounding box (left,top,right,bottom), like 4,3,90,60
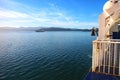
0,0,108,29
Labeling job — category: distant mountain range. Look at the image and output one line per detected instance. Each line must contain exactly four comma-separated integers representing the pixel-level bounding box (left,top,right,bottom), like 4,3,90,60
0,27,40,31
35,27,91,32
0,27,91,32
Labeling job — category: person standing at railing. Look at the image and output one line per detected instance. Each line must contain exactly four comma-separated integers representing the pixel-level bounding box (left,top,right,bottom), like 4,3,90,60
91,27,95,36
91,27,98,36
95,28,98,36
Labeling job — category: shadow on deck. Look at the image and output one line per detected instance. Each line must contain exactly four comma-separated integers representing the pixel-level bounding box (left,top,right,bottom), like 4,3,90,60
84,72,120,80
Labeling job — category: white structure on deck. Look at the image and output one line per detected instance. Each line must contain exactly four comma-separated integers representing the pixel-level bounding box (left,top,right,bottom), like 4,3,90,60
92,0,120,76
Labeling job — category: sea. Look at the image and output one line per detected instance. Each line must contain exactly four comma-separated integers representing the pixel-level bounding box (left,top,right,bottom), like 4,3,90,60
0,31,96,80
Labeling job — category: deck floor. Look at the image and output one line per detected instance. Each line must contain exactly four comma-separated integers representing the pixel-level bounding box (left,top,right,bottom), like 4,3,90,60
84,72,120,80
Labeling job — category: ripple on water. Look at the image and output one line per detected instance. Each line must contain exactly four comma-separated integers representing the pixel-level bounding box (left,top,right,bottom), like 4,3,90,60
0,32,95,80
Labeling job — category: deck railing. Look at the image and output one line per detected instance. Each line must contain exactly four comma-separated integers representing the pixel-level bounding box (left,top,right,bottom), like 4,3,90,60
92,40,120,76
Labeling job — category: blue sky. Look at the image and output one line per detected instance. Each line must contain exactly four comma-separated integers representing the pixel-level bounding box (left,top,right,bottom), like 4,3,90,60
0,0,108,28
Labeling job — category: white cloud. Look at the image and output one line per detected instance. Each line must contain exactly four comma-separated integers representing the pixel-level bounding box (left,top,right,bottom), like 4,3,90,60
50,21,98,28
0,9,29,18
0,0,98,29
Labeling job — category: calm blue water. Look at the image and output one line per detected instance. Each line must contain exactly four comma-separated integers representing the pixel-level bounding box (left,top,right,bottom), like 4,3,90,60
0,31,96,80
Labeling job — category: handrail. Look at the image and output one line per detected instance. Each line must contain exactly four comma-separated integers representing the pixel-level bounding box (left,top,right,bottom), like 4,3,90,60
93,39,120,44
92,40,120,76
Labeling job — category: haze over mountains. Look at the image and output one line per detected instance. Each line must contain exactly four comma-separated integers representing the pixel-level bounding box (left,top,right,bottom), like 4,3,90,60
0,27,91,32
